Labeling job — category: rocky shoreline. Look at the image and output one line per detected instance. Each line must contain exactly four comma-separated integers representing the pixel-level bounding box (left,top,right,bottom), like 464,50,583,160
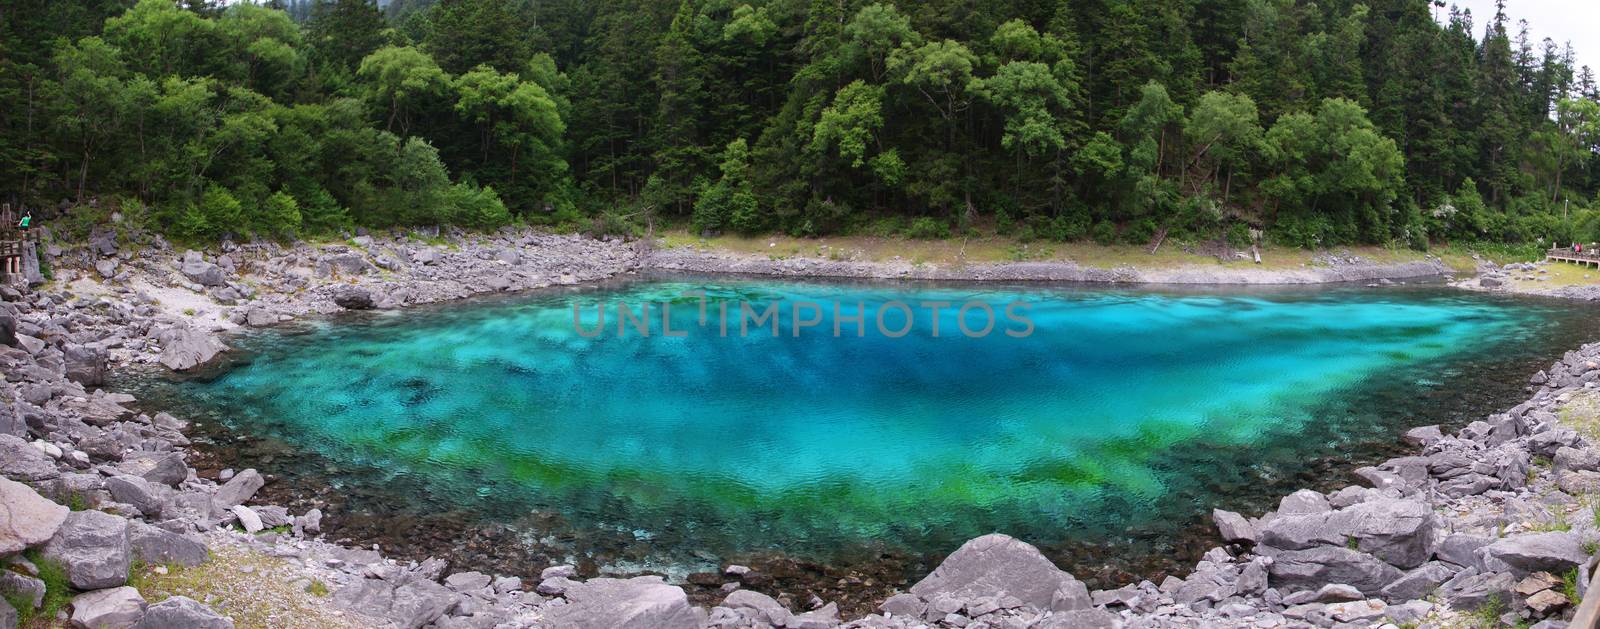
1457,259,1600,301
645,246,1455,285
1,226,1597,628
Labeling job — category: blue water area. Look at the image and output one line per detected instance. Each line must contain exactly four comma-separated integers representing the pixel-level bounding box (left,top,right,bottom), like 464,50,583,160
146,277,1600,569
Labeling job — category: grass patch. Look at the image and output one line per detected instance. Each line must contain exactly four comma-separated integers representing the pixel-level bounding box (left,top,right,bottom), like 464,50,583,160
133,543,363,629
1509,258,1600,292
1528,509,1572,532
1558,390,1600,442
17,550,73,626
1564,568,1583,604
1470,596,1507,628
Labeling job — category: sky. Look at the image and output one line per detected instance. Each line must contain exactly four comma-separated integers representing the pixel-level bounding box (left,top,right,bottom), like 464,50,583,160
1439,0,1600,71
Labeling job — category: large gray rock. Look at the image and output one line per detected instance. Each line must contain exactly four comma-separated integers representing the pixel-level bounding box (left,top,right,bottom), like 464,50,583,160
0,313,15,347
115,452,188,487
317,253,373,277
105,475,164,518
62,344,107,387
909,533,1079,609
129,522,208,567
1259,499,1438,568
0,434,61,482
210,469,263,512
1380,561,1459,601
544,576,702,629
1277,489,1332,515
42,510,131,590
0,476,69,555
1436,534,1494,570
333,578,458,629
332,286,375,310
1486,533,1588,574
1267,547,1403,595
1440,569,1516,611
181,259,227,287
1213,509,1257,544
720,590,791,626
130,596,233,629
69,586,145,629
157,325,225,372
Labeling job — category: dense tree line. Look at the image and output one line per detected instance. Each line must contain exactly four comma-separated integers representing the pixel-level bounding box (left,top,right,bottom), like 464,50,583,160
2,0,1598,248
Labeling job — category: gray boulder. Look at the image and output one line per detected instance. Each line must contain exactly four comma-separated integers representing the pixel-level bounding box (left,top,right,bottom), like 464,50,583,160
879,593,925,618
720,590,791,626
105,475,165,518
1213,509,1257,544
1380,561,1459,601
0,312,15,347
1439,569,1516,611
1267,546,1403,595
69,586,146,628
1037,609,1122,628
62,344,108,386
1554,446,1600,473
129,522,208,567
116,452,188,487
1402,425,1444,447
332,577,458,629
1486,533,1588,574
0,476,69,555
1259,499,1438,569
181,259,228,287
332,287,375,310
544,576,702,629
909,533,1080,609
157,325,225,372
210,468,263,512
0,434,61,482
317,253,373,277
130,596,233,629
1436,534,1494,570
1277,489,1332,515
42,510,131,590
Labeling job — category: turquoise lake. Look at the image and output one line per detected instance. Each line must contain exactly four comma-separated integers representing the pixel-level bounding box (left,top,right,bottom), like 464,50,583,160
136,277,1600,580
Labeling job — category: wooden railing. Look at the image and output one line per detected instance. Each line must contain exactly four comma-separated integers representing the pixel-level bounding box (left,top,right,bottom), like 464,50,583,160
1547,248,1600,266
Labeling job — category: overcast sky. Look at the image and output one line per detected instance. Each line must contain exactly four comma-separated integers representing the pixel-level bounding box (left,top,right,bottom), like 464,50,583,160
1439,1,1599,72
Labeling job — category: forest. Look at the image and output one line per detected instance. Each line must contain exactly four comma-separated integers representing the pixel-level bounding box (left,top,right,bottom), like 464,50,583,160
1,0,1598,249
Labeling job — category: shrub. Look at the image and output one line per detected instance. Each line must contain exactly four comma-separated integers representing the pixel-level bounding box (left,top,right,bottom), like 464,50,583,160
1091,220,1117,244
905,216,950,239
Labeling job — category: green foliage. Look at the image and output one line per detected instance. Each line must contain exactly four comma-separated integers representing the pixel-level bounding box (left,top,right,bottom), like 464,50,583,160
2,0,1599,247
905,217,950,239
21,550,72,625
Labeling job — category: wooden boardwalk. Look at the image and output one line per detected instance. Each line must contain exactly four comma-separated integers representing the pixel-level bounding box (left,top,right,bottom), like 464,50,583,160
0,205,24,282
1547,249,1600,268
